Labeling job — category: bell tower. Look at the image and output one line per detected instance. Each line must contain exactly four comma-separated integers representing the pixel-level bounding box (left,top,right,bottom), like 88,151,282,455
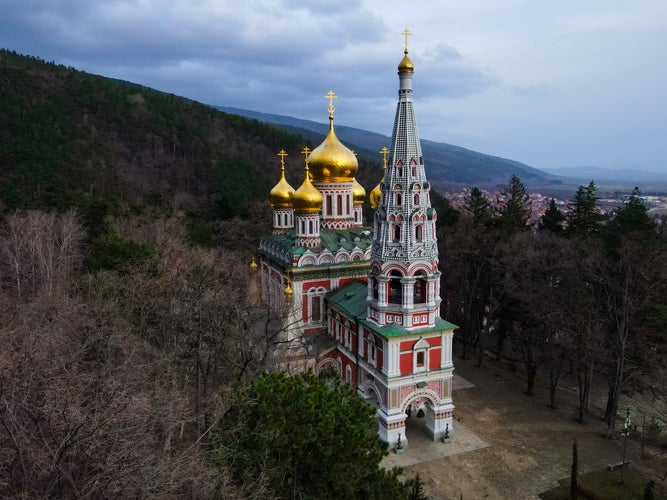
367,28,441,331
362,30,454,449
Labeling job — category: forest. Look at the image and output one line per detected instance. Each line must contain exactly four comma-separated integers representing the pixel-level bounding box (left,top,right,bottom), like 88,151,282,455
1,49,666,498
440,178,667,437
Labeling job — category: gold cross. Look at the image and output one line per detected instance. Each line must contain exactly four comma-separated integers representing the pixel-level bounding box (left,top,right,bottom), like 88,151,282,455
301,146,311,162
402,28,412,49
325,90,338,118
351,149,357,156
277,149,288,169
380,146,389,168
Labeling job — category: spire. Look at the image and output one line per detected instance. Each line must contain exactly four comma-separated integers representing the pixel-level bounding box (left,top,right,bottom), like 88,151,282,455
367,31,441,330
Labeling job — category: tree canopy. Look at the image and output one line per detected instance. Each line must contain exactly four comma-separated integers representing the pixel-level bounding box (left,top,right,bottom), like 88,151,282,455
212,370,417,500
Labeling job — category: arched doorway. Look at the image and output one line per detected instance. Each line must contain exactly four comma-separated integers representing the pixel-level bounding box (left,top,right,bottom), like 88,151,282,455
399,389,452,445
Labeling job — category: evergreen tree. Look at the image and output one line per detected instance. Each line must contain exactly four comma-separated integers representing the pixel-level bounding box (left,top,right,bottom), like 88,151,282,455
495,175,531,234
567,181,602,238
212,370,413,499
407,474,429,500
538,198,566,234
464,187,491,226
605,187,657,250
570,439,578,499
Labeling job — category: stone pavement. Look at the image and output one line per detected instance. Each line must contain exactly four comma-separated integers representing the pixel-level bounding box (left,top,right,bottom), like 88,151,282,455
381,375,489,469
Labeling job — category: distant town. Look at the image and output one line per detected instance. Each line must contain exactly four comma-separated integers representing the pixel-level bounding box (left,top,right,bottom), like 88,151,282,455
444,187,667,224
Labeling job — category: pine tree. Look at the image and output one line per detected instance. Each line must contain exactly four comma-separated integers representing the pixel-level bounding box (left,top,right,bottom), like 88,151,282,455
495,175,531,234
570,438,578,499
605,187,657,250
538,198,566,234
567,181,602,238
464,187,491,226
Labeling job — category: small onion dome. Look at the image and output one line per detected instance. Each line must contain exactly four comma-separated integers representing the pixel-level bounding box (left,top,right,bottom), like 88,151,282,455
284,280,294,297
369,181,382,209
292,166,323,213
352,178,366,205
398,49,414,74
249,257,258,272
307,120,359,183
370,165,386,209
269,168,295,208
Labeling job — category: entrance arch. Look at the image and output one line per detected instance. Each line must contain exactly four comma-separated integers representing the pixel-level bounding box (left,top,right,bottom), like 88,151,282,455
400,389,450,443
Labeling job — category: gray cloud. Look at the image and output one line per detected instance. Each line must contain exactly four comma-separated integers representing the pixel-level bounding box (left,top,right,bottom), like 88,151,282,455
1,0,665,171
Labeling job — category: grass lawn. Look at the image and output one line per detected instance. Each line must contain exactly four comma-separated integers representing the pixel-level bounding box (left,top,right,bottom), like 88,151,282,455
540,466,667,499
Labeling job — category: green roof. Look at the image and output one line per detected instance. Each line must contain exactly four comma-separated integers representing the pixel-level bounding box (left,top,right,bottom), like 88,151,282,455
327,280,368,319
361,317,459,339
327,280,459,339
261,226,373,258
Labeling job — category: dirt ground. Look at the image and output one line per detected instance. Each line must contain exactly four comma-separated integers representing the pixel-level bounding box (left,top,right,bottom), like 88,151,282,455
403,351,666,499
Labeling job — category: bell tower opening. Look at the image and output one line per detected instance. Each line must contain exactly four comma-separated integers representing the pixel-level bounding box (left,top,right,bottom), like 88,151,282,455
389,271,402,304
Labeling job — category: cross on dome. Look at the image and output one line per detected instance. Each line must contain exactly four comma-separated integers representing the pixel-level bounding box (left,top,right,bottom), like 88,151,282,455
277,149,288,169
301,146,311,162
325,90,338,119
380,146,389,168
402,28,412,50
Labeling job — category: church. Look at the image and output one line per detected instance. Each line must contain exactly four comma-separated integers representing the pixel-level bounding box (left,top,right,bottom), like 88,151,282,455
258,33,456,448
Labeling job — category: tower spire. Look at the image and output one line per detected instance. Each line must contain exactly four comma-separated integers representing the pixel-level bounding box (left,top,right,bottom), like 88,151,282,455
368,31,440,330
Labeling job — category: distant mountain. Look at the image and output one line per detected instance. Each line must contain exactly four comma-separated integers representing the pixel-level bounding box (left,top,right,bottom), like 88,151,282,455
216,106,557,189
544,166,667,184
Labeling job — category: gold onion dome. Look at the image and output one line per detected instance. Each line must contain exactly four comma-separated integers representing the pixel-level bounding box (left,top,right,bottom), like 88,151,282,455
307,121,358,182
352,178,366,204
292,166,323,213
307,90,358,183
371,147,388,209
269,168,295,208
270,150,295,208
398,48,414,73
370,180,382,209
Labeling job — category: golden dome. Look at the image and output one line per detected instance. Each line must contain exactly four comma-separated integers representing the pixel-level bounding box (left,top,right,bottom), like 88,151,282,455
269,168,295,208
270,149,295,208
352,178,366,205
398,49,414,74
307,119,359,183
371,148,388,209
292,166,323,213
249,257,258,271
370,181,382,209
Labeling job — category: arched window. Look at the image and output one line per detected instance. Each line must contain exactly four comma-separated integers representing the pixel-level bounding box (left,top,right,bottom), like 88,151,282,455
413,273,427,305
393,225,401,242
413,337,430,373
415,225,423,242
414,193,420,205
337,194,343,215
395,193,402,205
389,271,402,304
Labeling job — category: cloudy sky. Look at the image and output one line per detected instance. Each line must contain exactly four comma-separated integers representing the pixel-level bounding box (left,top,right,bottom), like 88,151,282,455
2,0,666,172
